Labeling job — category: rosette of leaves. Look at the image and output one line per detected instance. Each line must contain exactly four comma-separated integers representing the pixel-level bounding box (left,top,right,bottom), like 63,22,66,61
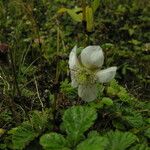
40,106,100,149
40,105,142,150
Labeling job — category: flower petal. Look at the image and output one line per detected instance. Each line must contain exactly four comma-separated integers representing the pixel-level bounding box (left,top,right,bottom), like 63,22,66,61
80,46,104,69
70,70,78,88
78,84,97,102
69,45,78,70
96,67,117,83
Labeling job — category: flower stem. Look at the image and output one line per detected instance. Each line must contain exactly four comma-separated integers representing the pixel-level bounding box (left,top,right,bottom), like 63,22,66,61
52,25,61,130
82,0,90,46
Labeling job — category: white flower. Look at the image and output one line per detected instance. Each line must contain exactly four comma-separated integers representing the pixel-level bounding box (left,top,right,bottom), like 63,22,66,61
69,45,117,102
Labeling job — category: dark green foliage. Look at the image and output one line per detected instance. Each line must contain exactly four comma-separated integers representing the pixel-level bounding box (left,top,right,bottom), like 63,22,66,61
76,135,108,150
101,97,113,106
144,128,150,138
60,79,77,100
8,111,49,150
106,131,137,150
39,105,148,150
129,144,150,150
40,106,97,149
0,0,149,149
123,111,144,128
106,80,149,132
62,106,97,146
40,133,69,150
8,122,39,150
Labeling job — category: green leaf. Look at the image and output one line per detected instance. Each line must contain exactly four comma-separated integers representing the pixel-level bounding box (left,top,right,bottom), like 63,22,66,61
76,135,108,150
29,111,49,131
106,131,137,150
9,123,39,150
92,0,100,13
8,111,49,150
107,80,120,97
129,144,150,150
124,113,143,128
87,130,99,138
144,128,150,138
40,133,69,150
58,7,83,22
67,8,83,22
101,97,113,106
62,106,97,145
0,143,7,149
0,128,5,135
112,120,126,130
76,47,84,56
86,6,94,32
57,7,68,13
117,90,131,102
21,88,35,97
128,39,141,45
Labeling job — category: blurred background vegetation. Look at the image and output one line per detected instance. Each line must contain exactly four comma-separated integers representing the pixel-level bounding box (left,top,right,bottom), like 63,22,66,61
0,0,149,149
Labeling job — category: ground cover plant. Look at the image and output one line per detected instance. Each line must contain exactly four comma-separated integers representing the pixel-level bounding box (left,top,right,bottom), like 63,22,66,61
0,0,150,149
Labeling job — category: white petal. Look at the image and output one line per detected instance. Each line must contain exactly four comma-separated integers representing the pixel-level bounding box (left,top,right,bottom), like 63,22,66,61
80,46,104,69
96,67,117,83
70,70,78,88
69,46,79,88
69,45,78,70
78,84,97,102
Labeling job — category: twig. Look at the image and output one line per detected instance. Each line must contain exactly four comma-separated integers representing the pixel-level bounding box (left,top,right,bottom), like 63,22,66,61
34,76,44,111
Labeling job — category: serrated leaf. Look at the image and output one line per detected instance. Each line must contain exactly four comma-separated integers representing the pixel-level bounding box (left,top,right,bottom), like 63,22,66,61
9,111,49,150
76,135,108,150
62,106,97,145
144,128,150,138
106,131,137,150
129,144,150,150
92,0,100,13
87,130,99,138
40,133,69,150
86,6,94,32
9,122,38,150
117,89,130,102
124,113,143,128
